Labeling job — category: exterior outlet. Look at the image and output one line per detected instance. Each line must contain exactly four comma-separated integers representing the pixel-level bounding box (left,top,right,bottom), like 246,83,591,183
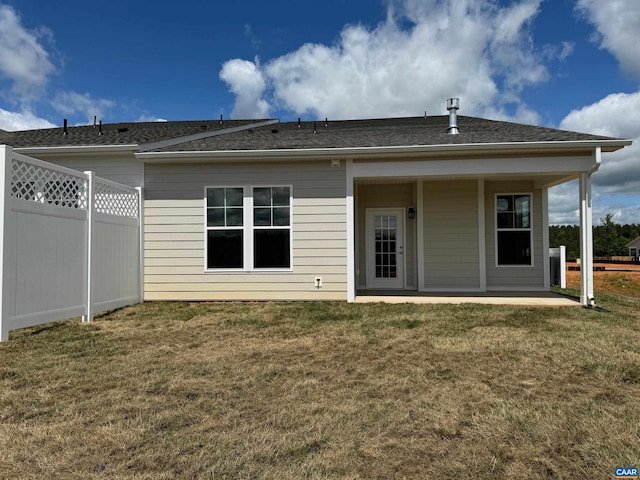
314,277,323,289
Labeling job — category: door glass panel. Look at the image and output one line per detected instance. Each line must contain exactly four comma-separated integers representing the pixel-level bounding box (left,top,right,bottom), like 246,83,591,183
373,214,399,278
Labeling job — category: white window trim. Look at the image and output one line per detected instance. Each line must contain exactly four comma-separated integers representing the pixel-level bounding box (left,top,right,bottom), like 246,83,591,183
204,185,246,272
251,185,293,272
204,184,293,273
494,192,534,268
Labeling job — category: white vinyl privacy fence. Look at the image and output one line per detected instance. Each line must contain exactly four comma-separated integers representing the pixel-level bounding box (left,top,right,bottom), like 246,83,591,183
0,145,142,341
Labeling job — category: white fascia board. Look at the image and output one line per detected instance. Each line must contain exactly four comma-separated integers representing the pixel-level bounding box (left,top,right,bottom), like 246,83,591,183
135,139,632,163
353,155,598,178
14,144,138,155
138,119,280,152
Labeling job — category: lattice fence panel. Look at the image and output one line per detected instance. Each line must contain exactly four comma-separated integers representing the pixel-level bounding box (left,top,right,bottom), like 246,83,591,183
94,180,139,218
10,159,88,209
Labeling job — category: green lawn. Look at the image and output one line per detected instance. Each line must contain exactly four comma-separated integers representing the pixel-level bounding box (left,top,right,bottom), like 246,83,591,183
1,298,639,479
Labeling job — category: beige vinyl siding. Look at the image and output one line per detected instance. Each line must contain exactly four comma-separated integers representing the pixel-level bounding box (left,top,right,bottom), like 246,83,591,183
27,153,143,188
144,161,347,301
485,180,544,289
356,183,415,289
422,180,480,289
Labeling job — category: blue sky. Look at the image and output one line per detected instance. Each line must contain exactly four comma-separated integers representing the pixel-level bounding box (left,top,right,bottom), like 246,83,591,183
0,0,638,224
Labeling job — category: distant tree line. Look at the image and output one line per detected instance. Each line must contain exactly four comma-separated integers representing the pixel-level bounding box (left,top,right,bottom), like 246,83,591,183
549,214,640,260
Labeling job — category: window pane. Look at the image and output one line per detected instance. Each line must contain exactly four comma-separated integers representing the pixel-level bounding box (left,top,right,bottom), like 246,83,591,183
226,187,243,206
496,196,512,212
515,195,530,228
253,187,271,206
273,207,290,226
515,212,529,229
254,229,290,268
207,188,224,207
272,187,290,206
207,208,225,226
497,231,531,265
497,212,513,229
254,207,271,226
207,230,243,268
226,207,243,226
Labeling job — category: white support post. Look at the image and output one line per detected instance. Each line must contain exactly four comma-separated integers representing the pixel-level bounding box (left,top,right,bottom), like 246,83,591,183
579,172,594,306
477,178,486,291
83,171,95,322
542,187,550,289
136,186,144,304
346,160,355,302
416,180,425,291
0,146,12,341
560,245,566,289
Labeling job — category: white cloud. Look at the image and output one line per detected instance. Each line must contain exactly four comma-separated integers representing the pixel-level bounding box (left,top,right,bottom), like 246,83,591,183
0,107,55,131
51,91,115,124
549,91,640,225
576,0,640,78
219,58,269,118
548,182,640,226
593,203,640,226
220,0,561,122
0,4,55,103
549,2,640,225
548,181,581,225
560,91,640,139
561,91,640,193
542,41,574,62
136,115,168,123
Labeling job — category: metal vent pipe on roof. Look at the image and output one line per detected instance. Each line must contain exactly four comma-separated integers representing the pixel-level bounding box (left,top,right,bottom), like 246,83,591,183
447,98,460,134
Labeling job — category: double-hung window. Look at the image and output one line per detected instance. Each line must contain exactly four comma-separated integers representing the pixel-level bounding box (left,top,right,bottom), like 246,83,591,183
206,186,291,270
253,187,291,269
206,187,244,269
496,194,532,266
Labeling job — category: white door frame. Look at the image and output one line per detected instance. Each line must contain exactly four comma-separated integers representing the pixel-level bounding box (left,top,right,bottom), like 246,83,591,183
365,208,406,289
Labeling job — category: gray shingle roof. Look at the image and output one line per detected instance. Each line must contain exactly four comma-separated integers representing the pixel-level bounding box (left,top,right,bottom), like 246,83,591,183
149,116,620,153
1,115,623,152
3,119,268,148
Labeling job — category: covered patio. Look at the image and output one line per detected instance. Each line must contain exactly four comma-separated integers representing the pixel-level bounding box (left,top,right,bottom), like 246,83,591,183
345,143,629,308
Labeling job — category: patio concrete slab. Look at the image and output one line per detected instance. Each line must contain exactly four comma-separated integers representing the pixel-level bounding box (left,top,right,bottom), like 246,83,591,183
355,291,579,306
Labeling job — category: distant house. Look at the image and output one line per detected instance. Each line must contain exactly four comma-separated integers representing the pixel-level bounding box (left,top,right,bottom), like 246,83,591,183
628,236,640,261
0,100,632,306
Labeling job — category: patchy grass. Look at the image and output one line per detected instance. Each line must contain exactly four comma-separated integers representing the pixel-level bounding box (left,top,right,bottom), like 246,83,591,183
1,300,639,479
566,268,640,299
